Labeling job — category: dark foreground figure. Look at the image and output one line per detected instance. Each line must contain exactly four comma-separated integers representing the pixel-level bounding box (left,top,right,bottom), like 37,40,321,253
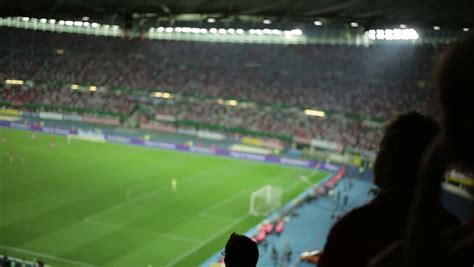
318,112,460,267
223,232,259,267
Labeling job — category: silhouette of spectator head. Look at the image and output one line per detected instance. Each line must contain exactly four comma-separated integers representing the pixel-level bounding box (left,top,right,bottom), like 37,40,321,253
435,34,474,167
224,232,259,267
373,112,440,194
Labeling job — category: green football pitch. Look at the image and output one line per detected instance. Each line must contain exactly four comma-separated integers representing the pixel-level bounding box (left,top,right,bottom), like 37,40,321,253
0,128,327,267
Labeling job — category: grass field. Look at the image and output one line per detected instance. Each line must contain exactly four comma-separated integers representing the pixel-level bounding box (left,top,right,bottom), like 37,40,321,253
0,127,327,267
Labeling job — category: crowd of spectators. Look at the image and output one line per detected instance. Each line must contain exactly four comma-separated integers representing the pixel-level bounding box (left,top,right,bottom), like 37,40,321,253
137,98,382,150
0,27,441,150
0,83,135,115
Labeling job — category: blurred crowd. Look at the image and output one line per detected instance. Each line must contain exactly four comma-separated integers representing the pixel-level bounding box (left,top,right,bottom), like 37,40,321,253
0,28,443,150
0,82,135,115
137,98,382,150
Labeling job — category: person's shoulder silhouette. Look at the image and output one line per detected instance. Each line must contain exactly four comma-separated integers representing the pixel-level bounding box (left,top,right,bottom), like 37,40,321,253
223,232,259,267
318,112,460,267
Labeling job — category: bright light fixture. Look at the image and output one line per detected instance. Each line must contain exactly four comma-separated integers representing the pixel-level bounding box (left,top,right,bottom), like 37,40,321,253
263,19,272,25
350,22,359,27
207,18,216,23
366,28,419,40
5,79,24,85
314,20,323,26
290,29,303,35
153,92,172,98
227,100,238,106
433,26,440,30
304,109,326,117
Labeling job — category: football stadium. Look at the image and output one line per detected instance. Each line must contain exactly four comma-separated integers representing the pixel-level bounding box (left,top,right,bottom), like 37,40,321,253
1,1,473,267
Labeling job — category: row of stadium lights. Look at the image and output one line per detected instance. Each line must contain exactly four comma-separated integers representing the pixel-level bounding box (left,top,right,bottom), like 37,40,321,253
17,17,470,35
366,29,419,40
20,17,120,30
209,17,470,33
149,27,303,36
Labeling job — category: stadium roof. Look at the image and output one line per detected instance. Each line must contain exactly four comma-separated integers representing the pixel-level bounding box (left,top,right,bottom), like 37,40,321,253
1,0,473,30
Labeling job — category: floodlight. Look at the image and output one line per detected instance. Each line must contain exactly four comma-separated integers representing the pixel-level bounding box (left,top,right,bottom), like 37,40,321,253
5,79,24,85
291,29,303,35
304,109,325,117
272,29,282,35
314,21,323,26
227,100,238,106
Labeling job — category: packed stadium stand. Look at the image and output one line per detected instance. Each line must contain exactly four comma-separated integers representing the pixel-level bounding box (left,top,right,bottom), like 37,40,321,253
0,27,442,152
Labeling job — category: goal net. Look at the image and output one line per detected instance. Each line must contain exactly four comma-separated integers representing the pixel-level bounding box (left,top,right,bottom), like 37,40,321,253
249,185,283,216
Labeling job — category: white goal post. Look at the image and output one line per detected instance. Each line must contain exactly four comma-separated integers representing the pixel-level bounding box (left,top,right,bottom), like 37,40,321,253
249,185,283,216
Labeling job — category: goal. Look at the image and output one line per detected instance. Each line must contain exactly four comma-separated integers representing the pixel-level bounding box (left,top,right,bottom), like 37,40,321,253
249,185,283,216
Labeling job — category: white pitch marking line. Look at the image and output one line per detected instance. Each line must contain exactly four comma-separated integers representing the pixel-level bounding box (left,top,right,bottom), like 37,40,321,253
0,245,97,267
198,171,302,222
87,169,224,221
166,177,309,266
126,183,146,200
198,189,252,219
165,214,251,267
